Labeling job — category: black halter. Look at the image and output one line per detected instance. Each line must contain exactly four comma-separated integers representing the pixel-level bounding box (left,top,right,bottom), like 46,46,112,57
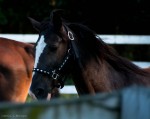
32,27,75,89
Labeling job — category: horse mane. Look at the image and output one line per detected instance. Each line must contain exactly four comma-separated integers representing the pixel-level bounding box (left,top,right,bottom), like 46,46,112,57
67,22,149,76
40,18,149,77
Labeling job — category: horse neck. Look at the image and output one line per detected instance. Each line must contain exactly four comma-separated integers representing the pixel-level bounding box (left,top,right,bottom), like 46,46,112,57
70,58,112,96
71,58,150,96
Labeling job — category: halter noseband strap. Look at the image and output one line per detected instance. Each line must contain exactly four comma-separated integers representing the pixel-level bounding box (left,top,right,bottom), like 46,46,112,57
33,47,71,80
33,28,74,89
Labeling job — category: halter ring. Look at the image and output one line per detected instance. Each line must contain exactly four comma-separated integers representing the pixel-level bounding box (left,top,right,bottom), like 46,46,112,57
68,31,74,40
52,70,59,80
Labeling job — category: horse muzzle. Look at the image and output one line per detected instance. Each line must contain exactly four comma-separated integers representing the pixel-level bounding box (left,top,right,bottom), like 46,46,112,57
28,90,51,101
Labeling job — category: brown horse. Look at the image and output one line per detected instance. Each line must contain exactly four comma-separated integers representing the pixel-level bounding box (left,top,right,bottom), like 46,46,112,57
0,37,59,102
0,37,34,102
29,9,150,100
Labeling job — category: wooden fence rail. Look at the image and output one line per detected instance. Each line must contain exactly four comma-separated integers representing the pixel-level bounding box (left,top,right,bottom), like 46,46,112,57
1,34,150,44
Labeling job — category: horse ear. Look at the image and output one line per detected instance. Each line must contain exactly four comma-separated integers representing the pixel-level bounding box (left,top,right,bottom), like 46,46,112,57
28,17,40,32
50,9,64,30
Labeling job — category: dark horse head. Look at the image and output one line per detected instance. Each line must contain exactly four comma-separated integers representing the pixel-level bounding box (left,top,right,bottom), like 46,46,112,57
29,9,77,100
29,9,150,100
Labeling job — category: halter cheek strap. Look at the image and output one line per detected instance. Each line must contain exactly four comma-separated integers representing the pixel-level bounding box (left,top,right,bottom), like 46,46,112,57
33,29,74,90
64,25,80,60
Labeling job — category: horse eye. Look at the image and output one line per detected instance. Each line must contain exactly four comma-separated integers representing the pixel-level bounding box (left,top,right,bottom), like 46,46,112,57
48,45,57,52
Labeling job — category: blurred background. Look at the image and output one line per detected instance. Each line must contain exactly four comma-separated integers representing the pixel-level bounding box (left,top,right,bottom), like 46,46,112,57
0,0,150,34
1,0,150,100
0,0,150,61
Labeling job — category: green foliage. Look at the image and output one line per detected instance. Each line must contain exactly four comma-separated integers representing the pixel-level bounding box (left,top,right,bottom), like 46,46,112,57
0,0,150,34
0,0,56,33
26,93,78,102
0,0,7,25
0,11,7,25
0,0,77,33
60,94,78,99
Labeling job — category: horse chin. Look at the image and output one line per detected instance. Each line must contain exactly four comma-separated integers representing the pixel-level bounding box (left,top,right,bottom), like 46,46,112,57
46,93,51,101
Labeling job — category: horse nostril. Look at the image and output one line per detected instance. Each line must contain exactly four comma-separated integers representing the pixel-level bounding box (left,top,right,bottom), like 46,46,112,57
34,88,45,98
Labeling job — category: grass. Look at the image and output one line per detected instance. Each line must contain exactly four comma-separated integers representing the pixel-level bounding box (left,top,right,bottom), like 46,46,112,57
26,94,78,102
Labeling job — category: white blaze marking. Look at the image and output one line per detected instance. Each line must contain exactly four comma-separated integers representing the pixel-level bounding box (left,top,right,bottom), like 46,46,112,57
29,35,47,95
32,35,46,77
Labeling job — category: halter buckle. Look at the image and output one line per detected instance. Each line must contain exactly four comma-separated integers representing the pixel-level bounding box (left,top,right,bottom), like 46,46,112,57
52,70,59,80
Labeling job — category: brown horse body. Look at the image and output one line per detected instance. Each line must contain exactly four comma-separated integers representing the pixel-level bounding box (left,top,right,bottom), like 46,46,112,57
0,37,34,102
29,10,150,99
0,37,60,102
